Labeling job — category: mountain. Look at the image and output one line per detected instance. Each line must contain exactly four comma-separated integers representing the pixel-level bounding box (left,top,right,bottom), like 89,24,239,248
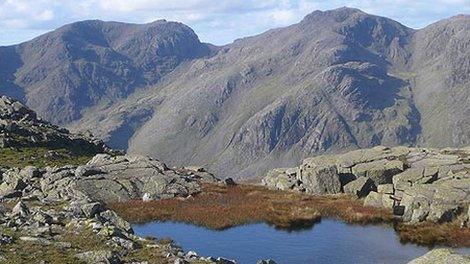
1,8,469,179
0,19,213,125
0,95,108,155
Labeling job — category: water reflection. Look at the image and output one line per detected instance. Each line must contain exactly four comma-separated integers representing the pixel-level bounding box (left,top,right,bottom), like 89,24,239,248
133,219,458,264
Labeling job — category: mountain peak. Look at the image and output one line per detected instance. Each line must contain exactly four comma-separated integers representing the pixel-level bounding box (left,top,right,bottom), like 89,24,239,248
302,7,366,22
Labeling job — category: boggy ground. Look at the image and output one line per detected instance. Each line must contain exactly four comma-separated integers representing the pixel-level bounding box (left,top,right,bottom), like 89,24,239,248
109,183,470,248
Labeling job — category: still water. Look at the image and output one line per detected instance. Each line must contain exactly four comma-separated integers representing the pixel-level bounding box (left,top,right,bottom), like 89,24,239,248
133,219,467,264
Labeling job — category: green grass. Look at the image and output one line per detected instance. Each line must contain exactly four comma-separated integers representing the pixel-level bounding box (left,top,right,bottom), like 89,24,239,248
0,147,94,168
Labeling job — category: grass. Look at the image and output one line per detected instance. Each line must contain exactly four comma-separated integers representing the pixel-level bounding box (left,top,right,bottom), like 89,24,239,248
0,225,175,264
109,184,470,247
396,222,470,247
0,147,94,168
108,183,393,230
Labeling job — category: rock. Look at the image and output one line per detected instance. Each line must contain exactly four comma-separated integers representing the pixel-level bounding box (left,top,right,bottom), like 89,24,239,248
75,250,121,264
224,178,237,186
377,184,394,194
174,259,189,264
142,176,170,198
184,166,205,172
393,167,439,191
364,192,394,209
351,159,404,185
466,207,470,228
343,177,375,197
98,210,133,233
142,193,153,202
32,212,53,225
12,201,30,217
408,248,470,264
20,166,42,179
215,257,237,264
300,165,341,195
399,177,469,223
80,202,104,218
75,165,103,177
185,250,198,259
111,237,138,250
257,260,277,264
0,234,13,245
19,236,52,245
262,168,299,191
427,203,462,223
71,154,208,203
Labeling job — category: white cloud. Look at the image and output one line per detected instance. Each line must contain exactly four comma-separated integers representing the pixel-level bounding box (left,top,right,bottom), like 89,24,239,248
35,9,54,21
0,0,468,45
2,18,28,28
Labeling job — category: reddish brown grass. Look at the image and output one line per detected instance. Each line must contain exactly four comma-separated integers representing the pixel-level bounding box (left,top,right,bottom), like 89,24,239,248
396,222,470,247
108,184,393,230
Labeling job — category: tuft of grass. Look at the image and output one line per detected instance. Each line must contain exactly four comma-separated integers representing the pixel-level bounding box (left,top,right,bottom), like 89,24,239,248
0,147,93,168
108,184,393,230
395,222,470,247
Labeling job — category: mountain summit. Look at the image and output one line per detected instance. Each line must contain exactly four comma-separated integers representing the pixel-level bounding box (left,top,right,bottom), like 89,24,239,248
0,19,213,124
1,8,469,178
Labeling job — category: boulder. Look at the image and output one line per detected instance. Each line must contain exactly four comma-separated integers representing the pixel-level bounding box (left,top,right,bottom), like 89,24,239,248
393,167,439,191
364,192,394,209
75,165,103,177
408,248,470,264
0,234,13,245
351,159,404,185
20,166,42,179
257,260,277,264
377,184,394,194
98,210,133,234
80,202,104,218
224,178,237,186
336,146,391,169
427,203,462,223
399,178,469,223
75,250,121,264
12,201,30,217
343,177,375,198
300,165,341,195
262,168,298,191
215,257,237,264
142,176,170,197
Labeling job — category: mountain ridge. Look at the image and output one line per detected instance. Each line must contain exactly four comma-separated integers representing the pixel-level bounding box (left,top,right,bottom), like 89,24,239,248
1,7,469,179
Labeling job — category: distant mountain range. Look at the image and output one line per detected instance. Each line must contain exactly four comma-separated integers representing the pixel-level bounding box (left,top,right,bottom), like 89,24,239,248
1,7,469,179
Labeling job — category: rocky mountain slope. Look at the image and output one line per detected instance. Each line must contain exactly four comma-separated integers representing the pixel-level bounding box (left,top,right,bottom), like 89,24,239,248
1,8,469,179
0,95,107,154
0,19,213,125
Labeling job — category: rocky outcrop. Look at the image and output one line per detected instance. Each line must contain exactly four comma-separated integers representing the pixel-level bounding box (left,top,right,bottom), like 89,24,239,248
1,153,220,203
262,146,470,223
0,96,108,154
0,152,232,263
408,248,470,264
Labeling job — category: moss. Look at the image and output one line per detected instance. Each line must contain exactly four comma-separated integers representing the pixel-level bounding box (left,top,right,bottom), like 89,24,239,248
0,227,81,263
0,147,93,168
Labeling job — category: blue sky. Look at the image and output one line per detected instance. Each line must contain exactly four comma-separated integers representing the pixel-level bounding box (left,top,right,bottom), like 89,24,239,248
0,0,469,46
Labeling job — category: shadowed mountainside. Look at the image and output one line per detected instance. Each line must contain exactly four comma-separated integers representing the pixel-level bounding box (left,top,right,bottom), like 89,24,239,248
1,8,469,179
0,19,214,125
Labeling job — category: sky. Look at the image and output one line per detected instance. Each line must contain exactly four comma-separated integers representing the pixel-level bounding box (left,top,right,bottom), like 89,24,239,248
0,0,469,46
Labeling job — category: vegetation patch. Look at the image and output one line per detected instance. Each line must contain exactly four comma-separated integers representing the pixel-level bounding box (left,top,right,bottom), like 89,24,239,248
0,225,174,264
0,147,93,168
108,184,393,230
396,222,470,247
